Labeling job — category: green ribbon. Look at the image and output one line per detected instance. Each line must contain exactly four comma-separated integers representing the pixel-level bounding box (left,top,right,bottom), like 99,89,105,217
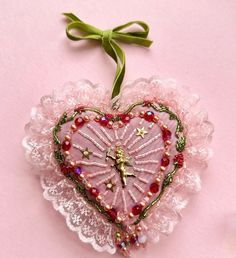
63,13,153,100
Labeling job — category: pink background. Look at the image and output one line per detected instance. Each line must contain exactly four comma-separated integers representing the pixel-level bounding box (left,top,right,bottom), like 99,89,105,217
1,0,236,258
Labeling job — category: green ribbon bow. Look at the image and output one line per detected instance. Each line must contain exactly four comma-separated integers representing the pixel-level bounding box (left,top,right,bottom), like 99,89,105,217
63,13,153,100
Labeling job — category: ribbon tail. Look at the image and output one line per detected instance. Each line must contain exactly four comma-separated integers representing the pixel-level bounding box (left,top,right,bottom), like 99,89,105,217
109,41,125,99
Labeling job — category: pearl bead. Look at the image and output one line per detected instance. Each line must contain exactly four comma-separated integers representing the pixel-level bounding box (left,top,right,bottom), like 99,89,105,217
129,212,134,218
116,216,122,222
139,111,145,117
129,112,134,118
95,115,100,121
140,201,145,207
64,151,70,156
105,204,111,210
65,135,71,140
118,121,124,128
85,183,92,189
83,115,90,122
107,121,113,128
78,174,85,179
165,151,170,157
96,195,102,202
136,226,142,232
160,166,166,171
71,124,77,131
147,191,153,197
70,161,75,166
153,115,159,123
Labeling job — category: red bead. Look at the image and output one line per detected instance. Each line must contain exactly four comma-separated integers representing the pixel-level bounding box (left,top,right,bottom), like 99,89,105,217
130,235,138,245
61,140,71,151
89,187,99,198
75,117,85,128
99,116,109,126
143,100,151,106
132,204,142,216
60,164,68,175
161,154,170,167
60,165,73,176
174,153,184,168
150,182,159,193
162,128,172,141
117,241,126,249
119,114,131,123
118,113,125,121
105,114,114,121
144,111,154,122
107,207,118,221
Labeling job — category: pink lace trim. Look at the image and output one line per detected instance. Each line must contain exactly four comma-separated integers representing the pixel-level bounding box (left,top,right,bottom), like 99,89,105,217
22,77,213,254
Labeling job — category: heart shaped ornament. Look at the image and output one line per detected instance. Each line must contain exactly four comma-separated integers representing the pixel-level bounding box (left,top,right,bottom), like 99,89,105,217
23,13,213,257
23,77,213,256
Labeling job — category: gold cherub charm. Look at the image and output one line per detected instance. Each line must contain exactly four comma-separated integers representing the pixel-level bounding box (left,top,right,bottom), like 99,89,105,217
106,146,135,188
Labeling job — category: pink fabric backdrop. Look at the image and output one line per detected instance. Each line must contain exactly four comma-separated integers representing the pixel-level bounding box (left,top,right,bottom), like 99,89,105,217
1,0,236,257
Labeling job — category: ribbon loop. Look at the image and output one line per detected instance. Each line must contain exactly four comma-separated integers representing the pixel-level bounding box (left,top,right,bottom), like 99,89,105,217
63,13,153,100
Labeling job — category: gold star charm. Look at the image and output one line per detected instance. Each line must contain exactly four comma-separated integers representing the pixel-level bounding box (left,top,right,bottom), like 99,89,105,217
105,179,116,192
80,147,93,159
136,127,148,138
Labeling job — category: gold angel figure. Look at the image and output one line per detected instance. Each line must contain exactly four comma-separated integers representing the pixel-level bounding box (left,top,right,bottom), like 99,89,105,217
106,147,135,188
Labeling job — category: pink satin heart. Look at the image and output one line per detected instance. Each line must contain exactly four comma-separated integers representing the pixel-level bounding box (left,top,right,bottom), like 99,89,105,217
56,102,183,227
